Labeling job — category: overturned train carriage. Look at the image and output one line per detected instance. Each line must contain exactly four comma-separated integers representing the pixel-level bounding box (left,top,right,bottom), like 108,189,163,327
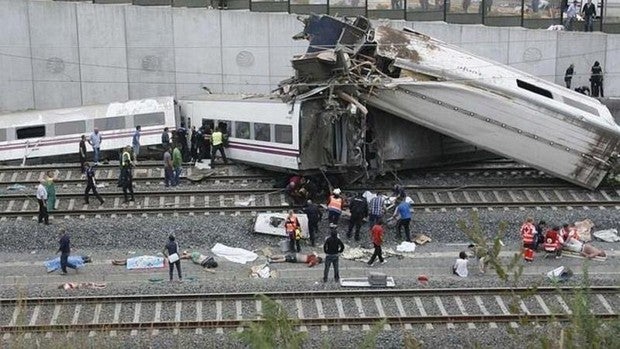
286,15,620,189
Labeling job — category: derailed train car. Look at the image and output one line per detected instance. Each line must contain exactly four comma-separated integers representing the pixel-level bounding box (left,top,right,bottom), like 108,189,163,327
177,94,493,175
278,15,620,189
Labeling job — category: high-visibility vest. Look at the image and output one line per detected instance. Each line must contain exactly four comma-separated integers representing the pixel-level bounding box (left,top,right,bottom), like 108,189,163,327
121,151,132,167
520,222,535,245
212,131,223,146
543,231,561,252
327,196,343,213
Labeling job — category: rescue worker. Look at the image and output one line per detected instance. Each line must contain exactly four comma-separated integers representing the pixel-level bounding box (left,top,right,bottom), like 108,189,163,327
303,200,322,247
347,192,368,241
210,126,228,167
327,188,344,225
520,217,536,261
120,145,135,203
285,210,301,253
543,226,564,259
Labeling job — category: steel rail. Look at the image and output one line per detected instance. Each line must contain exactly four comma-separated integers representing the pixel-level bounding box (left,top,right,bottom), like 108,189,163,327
0,183,606,199
1,286,617,306
1,314,617,333
2,199,619,217
0,174,275,186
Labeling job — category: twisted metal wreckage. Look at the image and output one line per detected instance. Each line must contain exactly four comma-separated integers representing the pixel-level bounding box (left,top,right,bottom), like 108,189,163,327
275,15,620,189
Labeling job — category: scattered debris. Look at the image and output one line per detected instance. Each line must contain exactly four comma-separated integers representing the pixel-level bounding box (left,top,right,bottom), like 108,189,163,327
396,241,416,253
340,275,396,288
593,229,620,242
253,213,310,239
211,243,258,264
234,197,255,206
546,266,573,282
59,282,106,290
250,263,276,279
417,274,429,285
7,184,26,191
414,234,432,245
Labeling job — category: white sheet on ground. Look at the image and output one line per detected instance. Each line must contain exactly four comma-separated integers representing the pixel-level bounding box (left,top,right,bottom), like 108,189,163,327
340,277,396,287
211,243,258,264
126,256,165,270
396,241,416,253
593,229,620,242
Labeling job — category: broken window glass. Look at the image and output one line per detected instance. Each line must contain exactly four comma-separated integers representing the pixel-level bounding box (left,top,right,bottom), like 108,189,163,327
254,123,271,142
235,121,250,139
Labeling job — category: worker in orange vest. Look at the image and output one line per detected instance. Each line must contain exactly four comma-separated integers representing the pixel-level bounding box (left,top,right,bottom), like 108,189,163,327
285,210,301,252
327,188,344,225
520,217,536,261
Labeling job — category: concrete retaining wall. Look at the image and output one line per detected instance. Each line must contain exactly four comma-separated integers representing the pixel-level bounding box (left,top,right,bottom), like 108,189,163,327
0,0,618,112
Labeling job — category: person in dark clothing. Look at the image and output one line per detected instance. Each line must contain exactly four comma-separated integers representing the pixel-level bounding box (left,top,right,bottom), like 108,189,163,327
190,126,198,163
564,64,574,89
303,200,322,246
575,85,591,96
163,235,182,282
79,135,87,173
120,146,135,203
177,122,189,162
195,126,206,162
36,180,49,225
582,0,596,32
84,162,104,205
57,230,77,275
347,193,368,241
323,228,345,282
590,61,604,97
535,220,548,250
161,127,170,149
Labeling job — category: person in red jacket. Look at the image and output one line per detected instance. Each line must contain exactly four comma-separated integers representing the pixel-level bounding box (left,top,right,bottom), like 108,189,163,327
520,217,536,261
543,226,564,259
368,219,386,266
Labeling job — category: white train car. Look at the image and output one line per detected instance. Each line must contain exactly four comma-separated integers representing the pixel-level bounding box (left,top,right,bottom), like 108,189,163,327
365,25,620,189
0,96,176,163
178,95,301,171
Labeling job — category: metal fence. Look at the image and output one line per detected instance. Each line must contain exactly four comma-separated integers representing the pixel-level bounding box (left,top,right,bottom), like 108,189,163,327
73,0,620,33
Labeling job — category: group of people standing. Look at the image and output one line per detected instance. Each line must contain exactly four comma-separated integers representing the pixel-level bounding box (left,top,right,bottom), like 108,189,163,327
564,60,604,97
564,0,597,32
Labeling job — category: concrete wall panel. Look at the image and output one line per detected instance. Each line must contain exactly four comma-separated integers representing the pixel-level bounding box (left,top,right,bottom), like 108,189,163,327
604,35,619,97
221,11,270,93
0,0,34,112
409,22,462,45
555,32,607,90
125,5,176,99
460,25,510,64
77,3,129,105
29,1,82,109
268,13,307,87
173,8,223,98
508,28,558,83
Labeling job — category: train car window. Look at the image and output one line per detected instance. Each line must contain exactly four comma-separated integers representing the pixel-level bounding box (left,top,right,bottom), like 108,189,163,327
95,116,125,131
516,79,553,99
133,112,165,127
16,126,45,139
235,121,250,139
274,125,293,144
55,120,86,136
254,123,271,142
563,98,600,116
0,129,6,142
217,121,231,134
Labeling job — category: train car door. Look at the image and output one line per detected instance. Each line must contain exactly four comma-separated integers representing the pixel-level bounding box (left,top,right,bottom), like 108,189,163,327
332,118,347,165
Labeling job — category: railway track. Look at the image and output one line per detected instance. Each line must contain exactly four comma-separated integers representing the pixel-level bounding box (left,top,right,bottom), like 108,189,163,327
0,184,618,218
0,161,548,187
1,287,617,337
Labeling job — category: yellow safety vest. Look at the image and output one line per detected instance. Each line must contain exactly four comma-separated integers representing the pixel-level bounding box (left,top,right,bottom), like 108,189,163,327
212,131,223,146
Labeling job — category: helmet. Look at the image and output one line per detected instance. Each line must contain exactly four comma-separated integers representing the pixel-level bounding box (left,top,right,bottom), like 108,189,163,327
333,188,341,195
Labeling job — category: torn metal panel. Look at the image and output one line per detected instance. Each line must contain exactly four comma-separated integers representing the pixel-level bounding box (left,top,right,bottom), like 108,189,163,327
253,213,310,239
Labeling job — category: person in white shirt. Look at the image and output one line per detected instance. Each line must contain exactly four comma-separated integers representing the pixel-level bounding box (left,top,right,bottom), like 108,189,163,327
453,251,469,277
88,128,103,164
36,180,49,225
565,0,579,31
